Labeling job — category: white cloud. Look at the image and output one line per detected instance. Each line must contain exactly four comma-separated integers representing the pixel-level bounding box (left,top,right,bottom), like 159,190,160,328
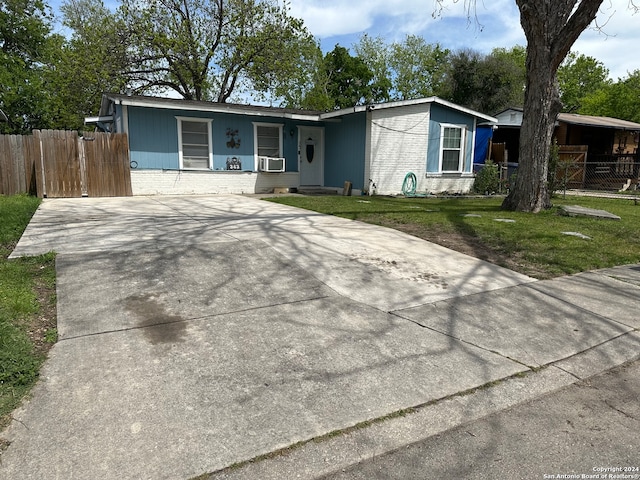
573,1,640,79
289,0,518,39
51,0,638,81
290,0,638,80
289,2,374,37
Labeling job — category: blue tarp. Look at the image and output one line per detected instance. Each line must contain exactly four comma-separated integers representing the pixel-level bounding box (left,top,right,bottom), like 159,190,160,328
474,125,493,165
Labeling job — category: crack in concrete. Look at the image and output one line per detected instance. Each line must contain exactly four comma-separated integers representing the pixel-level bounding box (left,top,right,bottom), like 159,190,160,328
58,295,334,342
604,399,639,421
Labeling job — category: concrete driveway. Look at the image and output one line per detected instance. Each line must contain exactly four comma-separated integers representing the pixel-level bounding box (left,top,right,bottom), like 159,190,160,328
2,195,638,480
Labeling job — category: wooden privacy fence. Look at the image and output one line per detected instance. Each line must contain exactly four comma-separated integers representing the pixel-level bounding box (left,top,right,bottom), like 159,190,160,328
0,133,39,196
0,130,132,197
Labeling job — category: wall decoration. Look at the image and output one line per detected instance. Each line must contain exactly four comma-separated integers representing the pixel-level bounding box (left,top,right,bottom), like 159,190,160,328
305,137,315,163
226,128,241,149
226,157,242,170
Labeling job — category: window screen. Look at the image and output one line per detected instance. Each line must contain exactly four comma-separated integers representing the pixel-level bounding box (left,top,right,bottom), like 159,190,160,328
256,125,281,157
441,126,463,172
181,120,210,169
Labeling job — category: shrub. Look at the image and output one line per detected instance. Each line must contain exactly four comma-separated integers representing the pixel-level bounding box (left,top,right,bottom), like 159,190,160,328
473,160,501,194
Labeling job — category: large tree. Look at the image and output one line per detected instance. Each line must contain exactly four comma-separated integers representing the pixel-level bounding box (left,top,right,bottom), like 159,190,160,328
440,48,483,108
439,46,526,114
120,0,313,102
249,26,321,107
355,34,450,101
485,46,527,111
303,45,390,110
436,0,633,212
580,70,640,123
389,35,450,100
45,0,130,130
0,0,54,133
557,52,610,112
353,34,392,99
501,0,615,212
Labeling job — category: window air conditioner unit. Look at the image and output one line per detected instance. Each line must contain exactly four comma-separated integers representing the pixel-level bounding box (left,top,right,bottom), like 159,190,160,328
258,156,285,173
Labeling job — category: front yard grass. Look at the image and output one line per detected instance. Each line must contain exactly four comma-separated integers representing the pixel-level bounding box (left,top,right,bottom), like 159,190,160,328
266,194,640,279
0,195,56,432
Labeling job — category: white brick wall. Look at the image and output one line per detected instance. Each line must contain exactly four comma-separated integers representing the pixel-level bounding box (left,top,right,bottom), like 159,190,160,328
131,170,300,195
424,175,475,194
368,104,430,195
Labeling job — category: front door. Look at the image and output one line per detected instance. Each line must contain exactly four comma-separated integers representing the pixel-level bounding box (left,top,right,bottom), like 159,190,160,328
298,126,324,186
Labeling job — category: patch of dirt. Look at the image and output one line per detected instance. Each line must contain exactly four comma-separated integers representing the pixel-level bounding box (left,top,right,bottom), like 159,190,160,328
27,277,58,357
379,221,552,279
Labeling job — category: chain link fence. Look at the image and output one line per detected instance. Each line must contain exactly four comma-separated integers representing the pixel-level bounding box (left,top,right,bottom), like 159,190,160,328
482,144,640,196
552,151,640,195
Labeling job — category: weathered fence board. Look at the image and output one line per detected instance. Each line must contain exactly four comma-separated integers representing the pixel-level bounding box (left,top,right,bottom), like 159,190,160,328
36,130,82,198
0,130,131,197
0,134,37,196
83,131,132,197
23,133,39,195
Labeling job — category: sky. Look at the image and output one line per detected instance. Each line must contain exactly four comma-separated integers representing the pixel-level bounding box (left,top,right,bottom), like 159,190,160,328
49,0,639,81
287,0,640,81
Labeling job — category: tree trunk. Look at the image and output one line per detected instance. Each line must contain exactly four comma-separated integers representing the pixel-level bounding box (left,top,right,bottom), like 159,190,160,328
502,0,604,212
501,51,560,212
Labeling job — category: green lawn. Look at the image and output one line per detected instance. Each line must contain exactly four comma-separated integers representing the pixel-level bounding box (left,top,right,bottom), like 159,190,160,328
266,194,640,279
0,195,56,431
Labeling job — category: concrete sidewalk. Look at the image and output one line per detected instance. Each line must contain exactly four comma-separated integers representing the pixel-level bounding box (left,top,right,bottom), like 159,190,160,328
1,195,639,480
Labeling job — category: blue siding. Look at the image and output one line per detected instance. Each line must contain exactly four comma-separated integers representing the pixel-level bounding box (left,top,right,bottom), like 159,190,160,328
215,118,313,172
212,115,252,170
427,104,476,173
324,112,367,190
128,106,179,169
125,105,304,172
117,98,481,185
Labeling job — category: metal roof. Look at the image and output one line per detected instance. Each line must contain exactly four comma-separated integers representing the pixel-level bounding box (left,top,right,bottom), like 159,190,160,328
557,113,640,130
493,107,640,130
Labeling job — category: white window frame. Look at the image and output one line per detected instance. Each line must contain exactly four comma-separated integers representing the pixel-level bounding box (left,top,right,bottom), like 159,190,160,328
253,122,283,169
438,124,466,173
176,116,213,170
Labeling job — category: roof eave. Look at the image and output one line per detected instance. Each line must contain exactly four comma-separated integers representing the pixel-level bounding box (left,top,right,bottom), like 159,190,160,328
99,93,499,124
320,97,498,123
558,114,640,130
103,93,322,121
85,115,113,123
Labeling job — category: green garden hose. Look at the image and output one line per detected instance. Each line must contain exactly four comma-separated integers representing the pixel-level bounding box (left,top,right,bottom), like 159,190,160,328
402,172,417,196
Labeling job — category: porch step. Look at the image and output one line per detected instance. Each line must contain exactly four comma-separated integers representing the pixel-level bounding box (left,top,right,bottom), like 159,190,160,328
297,187,341,195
